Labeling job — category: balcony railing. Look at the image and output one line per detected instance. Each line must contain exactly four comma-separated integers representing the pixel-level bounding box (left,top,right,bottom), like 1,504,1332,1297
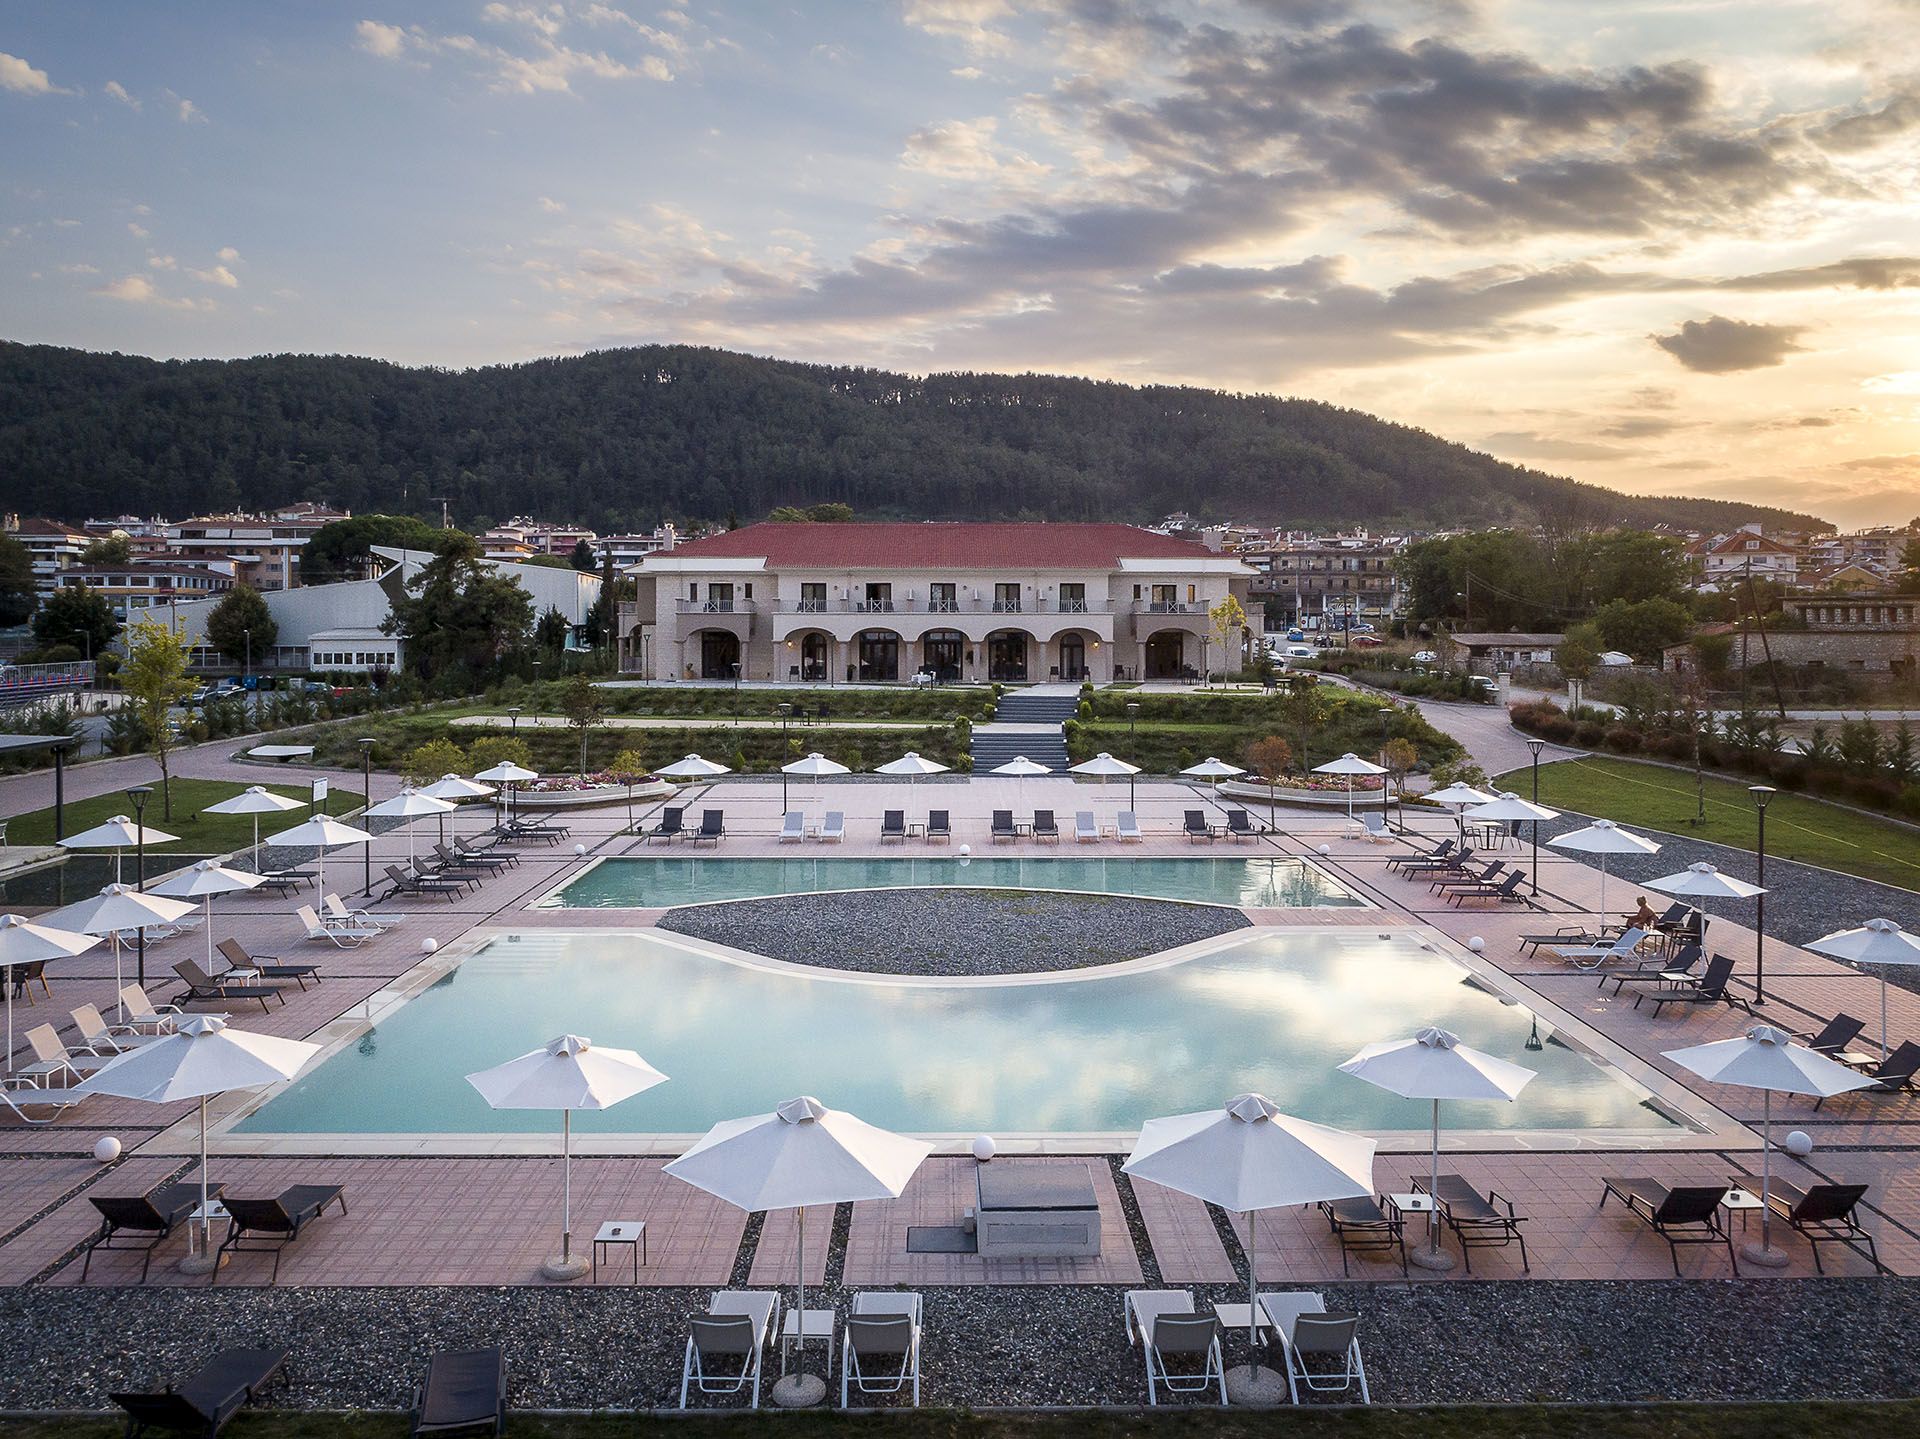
675,599,756,615
767,598,1113,616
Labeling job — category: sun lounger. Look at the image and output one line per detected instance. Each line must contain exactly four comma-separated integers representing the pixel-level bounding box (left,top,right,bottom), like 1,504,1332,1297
842,1292,924,1406
1519,921,1620,955
881,810,907,842
681,1290,780,1408
1549,927,1648,970
779,812,805,843
1601,942,1701,996
379,865,462,903
21,1023,113,1085
926,810,951,842
1032,810,1060,842
1259,1293,1369,1404
505,816,568,839
1387,838,1453,872
1182,810,1213,843
457,835,520,864
1793,1013,1866,1057
1123,1290,1224,1405
1432,858,1502,893
1400,845,1475,876
411,1347,507,1438
1818,1041,1920,1108
110,1347,287,1439
1226,809,1262,841
417,855,484,890
1116,810,1143,842
819,811,845,842
0,1084,81,1124
218,938,321,989
299,904,379,947
692,809,726,846
436,842,510,876
1317,1195,1407,1276
213,1185,348,1284
1632,953,1751,1017
325,894,404,933
1444,869,1530,907
70,1002,151,1056
1075,810,1099,843
1358,813,1392,842
119,984,186,1034
253,869,316,895
1412,1173,1529,1273
172,959,284,1013
1728,1174,1881,1273
5,955,49,1003
644,806,685,844
82,1182,223,1282
990,810,1016,843
1599,1178,1735,1275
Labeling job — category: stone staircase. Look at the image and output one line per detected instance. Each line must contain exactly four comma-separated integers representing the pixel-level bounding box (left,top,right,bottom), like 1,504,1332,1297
968,686,1080,773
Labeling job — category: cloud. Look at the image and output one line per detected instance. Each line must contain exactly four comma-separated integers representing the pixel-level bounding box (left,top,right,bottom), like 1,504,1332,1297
96,274,212,310
1482,431,1632,461
217,246,240,263
1652,316,1807,374
103,80,140,110
539,196,567,213
901,116,1048,181
356,19,409,58
147,254,176,269
0,51,66,97
1839,453,1920,471
127,222,149,239
189,264,240,288
1863,371,1920,395
902,0,1016,57
355,5,682,92
1715,257,1920,292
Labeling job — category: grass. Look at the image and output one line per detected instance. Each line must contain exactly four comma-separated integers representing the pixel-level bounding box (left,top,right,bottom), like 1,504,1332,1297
4,1403,1917,1439
5,778,363,854
1498,754,1920,891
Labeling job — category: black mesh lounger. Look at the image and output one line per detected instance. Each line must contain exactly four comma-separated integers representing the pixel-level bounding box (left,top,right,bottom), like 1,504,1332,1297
213,1185,348,1284
411,1347,507,1437
82,1183,223,1282
111,1346,287,1438
1413,1173,1528,1273
1599,1178,1734,1275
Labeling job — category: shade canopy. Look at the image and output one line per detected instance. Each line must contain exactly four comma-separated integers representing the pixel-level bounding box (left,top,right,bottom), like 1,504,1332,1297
366,789,458,820
46,883,196,936
1664,1024,1874,1101
1070,752,1141,777
1180,757,1245,779
1424,782,1497,808
267,815,372,851
1548,819,1661,857
466,1034,668,1112
0,913,101,966
1647,862,1766,901
992,756,1053,777
152,859,267,901
1808,919,1920,969
420,774,497,800
1337,1026,1537,1103
782,753,851,777
1463,791,1560,823
474,761,539,783
665,1095,931,1212
1313,752,1388,777
74,1014,318,1103
656,754,731,779
1122,1092,1375,1215
58,815,180,851
875,752,950,777
202,786,304,817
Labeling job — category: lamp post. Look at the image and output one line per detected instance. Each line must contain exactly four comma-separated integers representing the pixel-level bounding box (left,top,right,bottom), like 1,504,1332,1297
776,702,792,813
243,627,251,685
1751,785,1775,1004
1126,702,1140,810
1526,736,1546,895
508,705,522,735
128,785,152,990
1380,709,1392,832
359,738,376,896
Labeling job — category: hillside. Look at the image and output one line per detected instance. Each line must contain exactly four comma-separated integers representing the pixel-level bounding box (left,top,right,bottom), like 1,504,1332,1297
0,341,1822,533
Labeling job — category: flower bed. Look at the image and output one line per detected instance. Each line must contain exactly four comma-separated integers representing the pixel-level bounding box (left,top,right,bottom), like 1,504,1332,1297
510,773,675,810
1218,777,1401,809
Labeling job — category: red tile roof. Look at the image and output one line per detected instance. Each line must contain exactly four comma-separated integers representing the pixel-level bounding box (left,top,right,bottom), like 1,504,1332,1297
658,522,1222,568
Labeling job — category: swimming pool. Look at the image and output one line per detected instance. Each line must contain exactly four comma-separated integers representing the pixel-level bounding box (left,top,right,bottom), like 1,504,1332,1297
237,929,1683,1143
539,856,1364,909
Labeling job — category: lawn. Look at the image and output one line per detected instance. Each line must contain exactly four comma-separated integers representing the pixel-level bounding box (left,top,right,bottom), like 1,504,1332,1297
5,777,363,854
3,1402,1915,1439
1498,754,1920,891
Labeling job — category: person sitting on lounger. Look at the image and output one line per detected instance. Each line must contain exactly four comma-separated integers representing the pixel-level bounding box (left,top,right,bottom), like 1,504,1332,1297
1626,896,1657,928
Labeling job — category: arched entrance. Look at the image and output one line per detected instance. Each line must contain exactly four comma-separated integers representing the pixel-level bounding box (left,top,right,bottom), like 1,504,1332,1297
921,629,964,684
857,629,900,682
1058,633,1087,682
785,631,830,682
1144,630,1186,680
697,629,740,680
988,630,1029,682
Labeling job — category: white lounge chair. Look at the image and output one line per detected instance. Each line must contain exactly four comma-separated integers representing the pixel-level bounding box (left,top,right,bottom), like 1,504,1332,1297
118,984,186,1033
325,894,403,931
779,811,805,844
1550,927,1649,970
298,904,378,948
1116,811,1144,842
841,1292,923,1406
681,1290,780,1409
1075,811,1099,843
1124,1289,1225,1406
818,811,845,843
21,1024,112,1086
69,1003,151,1056
0,1085,80,1125
1260,1291,1370,1404
1357,813,1392,842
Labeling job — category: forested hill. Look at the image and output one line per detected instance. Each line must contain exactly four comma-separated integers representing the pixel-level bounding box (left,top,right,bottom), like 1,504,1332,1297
0,341,1820,533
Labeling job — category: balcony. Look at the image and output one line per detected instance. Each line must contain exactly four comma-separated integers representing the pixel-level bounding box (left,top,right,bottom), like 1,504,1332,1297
1137,601,1194,614
675,599,757,615
768,598,1111,616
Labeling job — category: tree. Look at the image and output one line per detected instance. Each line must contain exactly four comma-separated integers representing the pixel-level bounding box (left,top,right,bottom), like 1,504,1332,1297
1558,622,1601,709
558,673,607,774
534,605,571,654
31,583,119,659
768,502,855,523
1207,592,1247,686
522,554,574,570
607,747,651,781
1245,734,1293,810
204,584,278,668
384,533,535,684
1581,531,1690,606
568,537,597,571
77,534,132,567
405,737,467,783
0,532,35,627
119,616,195,819
467,734,533,772
1591,597,1694,661
1692,631,1733,681
1275,675,1326,769
301,514,457,584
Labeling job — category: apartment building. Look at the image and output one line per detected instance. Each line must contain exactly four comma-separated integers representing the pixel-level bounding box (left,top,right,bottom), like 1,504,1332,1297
1245,534,1404,627
55,561,235,620
2,515,90,592
1696,526,1801,588
167,504,348,590
480,517,599,561
618,521,1261,683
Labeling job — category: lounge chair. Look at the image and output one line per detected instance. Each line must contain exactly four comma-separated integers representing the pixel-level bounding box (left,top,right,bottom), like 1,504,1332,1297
644,806,685,844
417,855,484,890
1549,927,1649,970
1601,943,1702,997
1632,953,1751,1017
1123,1290,1225,1406
5,956,49,1002
819,811,846,843
325,894,404,933
253,869,316,895
70,1002,151,1056
1317,1196,1407,1277
1387,838,1453,872
1116,811,1143,842
680,1290,780,1408
505,815,568,839
119,984,186,1033
1182,810,1213,843
880,810,907,842
991,810,1016,843
0,1084,81,1124
1728,1174,1881,1273
110,1347,287,1439
411,1347,507,1437
217,938,321,990
379,866,462,903
1445,869,1530,907
1819,1041,1920,1108
21,1023,113,1085
172,959,283,1013
1412,1174,1529,1273
436,841,510,876
213,1185,348,1284
692,809,726,846
1259,1293,1369,1404
926,810,951,843
841,1292,924,1406
1432,858,1503,893
1399,845,1474,876
1519,921,1620,955
1032,810,1060,842
457,834,519,864
1226,809,1261,841
778,812,805,844
1357,813,1391,843
1793,1013,1867,1058
299,904,379,947
82,1183,222,1282
1598,1178,1735,1275
1075,810,1099,843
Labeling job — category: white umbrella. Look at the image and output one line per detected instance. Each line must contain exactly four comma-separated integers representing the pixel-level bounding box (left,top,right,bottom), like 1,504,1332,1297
153,860,266,973
666,1096,931,1406
366,787,457,868
1647,861,1766,957
1124,1093,1374,1398
59,815,180,886
1807,919,1920,1058
46,884,197,1022
1181,756,1244,781
420,773,497,844
992,755,1052,804
203,786,304,865
466,1034,668,1279
0,914,100,1062
1548,819,1660,919
875,752,950,779
473,761,539,824
1664,1025,1871,1268
780,752,849,814
657,754,731,778
1071,751,1142,809
1313,752,1388,820
72,1014,318,1272
1338,1027,1536,1269
1464,792,1561,896
1423,780,1497,847
264,815,370,903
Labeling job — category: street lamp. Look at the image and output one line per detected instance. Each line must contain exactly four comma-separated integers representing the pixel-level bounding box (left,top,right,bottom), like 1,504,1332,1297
1126,702,1140,810
243,627,251,684
1751,785,1776,1004
359,738,376,896
1380,709,1393,832
776,702,793,813
508,705,522,735
127,785,152,990
1526,736,1546,895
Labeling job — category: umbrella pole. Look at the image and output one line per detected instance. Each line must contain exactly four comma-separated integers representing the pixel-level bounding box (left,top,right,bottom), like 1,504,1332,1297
1883,974,1892,1060
562,1110,572,1264
199,1094,210,1259
113,933,123,1023
1430,1098,1442,1253
205,895,214,973
1246,1207,1257,1360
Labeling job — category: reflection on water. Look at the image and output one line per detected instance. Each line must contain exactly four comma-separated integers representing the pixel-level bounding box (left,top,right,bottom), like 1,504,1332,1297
542,856,1362,909
241,930,1673,1136
0,854,218,908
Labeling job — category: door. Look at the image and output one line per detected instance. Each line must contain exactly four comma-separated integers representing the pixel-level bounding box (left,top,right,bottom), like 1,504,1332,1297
699,631,740,679
1059,634,1086,680
858,631,899,681
923,630,963,683
1144,631,1184,679
988,632,1028,681
800,633,829,681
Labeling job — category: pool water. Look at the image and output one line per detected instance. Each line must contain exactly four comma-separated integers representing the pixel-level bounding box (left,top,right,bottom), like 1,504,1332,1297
541,856,1363,909
239,930,1676,1138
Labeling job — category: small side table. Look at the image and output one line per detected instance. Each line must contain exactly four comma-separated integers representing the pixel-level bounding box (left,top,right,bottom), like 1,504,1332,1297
591,1220,647,1283
1384,1192,1436,1219
1720,1189,1764,1232
779,1307,836,1375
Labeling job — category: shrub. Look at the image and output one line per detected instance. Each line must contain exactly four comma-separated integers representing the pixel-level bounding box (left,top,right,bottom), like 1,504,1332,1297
467,734,533,771
406,737,468,782
1574,721,1606,746
1603,726,1643,754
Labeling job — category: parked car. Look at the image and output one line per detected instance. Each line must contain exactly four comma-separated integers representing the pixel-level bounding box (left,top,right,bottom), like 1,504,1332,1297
1285,644,1316,659
1411,650,1438,664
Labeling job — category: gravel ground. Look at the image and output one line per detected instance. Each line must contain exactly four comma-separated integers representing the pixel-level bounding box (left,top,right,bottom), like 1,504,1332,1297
658,889,1250,974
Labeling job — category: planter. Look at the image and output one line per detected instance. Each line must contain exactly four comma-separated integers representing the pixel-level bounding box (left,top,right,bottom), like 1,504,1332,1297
1217,778,1402,810
510,778,674,811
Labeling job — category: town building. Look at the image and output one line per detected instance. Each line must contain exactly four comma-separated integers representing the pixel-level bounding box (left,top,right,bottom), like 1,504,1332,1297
1449,632,1565,675
165,503,349,590
599,525,681,568
55,561,235,622
1666,593,1919,679
2,515,91,592
1697,526,1801,589
1244,533,1405,628
616,521,1262,683
480,517,599,562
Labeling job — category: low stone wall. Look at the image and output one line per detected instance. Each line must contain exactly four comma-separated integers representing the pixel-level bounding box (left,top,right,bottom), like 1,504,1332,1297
511,779,674,811
1217,778,1401,810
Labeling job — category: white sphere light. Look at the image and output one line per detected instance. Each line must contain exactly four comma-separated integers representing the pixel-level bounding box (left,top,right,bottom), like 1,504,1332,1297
959,844,971,857
93,1136,122,1164
1316,843,1332,857
574,843,587,855
971,1134,996,1162
422,937,439,955
1467,936,1486,953
1784,1130,1814,1158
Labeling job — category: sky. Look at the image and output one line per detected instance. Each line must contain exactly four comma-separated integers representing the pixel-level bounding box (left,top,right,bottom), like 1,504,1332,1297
3,1,1919,528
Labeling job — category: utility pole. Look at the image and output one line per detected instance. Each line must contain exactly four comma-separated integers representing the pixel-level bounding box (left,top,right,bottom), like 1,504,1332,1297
429,496,453,530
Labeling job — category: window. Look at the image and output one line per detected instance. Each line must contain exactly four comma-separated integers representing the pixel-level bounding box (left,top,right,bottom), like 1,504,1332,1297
993,582,1021,613
929,582,958,612
799,582,826,613
707,583,734,612
863,583,894,612
1150,584,1178,611
743,583,753,601
1187,584,1197,603
688,582,699,601
1058,583,1087,613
